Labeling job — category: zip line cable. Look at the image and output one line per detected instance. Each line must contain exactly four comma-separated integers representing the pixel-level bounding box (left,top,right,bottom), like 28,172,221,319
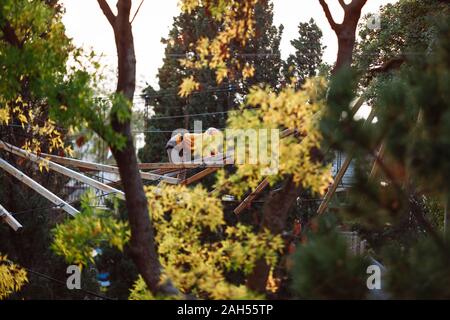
145,105,260,121
10,192,116,217
23,267,112,300
2,257,111,300
3,107,258,131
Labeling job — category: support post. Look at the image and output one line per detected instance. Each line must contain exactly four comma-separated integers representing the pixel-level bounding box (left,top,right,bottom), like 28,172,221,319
0,157,79,216
317,106,376,215
0,140,125,200
38,152,179,184
0,204,22,231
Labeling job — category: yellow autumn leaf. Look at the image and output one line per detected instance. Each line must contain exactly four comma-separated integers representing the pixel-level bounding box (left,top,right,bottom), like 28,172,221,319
216,67,228,84
0,108,10,125
180,0,199,14
242,63,255,79
18,114,28,124
179,76,200,97
15,96,23,104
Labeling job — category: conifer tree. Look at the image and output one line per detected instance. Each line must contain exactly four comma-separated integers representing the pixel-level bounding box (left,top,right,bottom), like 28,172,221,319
283,18,325,87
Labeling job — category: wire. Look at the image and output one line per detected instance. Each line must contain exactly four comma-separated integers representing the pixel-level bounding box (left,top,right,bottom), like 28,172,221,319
11,192,116,217
132,128,227,134
139,84,247,101
86,172,120,184
147,110,229,121
130,0,145,24
24,267,112,300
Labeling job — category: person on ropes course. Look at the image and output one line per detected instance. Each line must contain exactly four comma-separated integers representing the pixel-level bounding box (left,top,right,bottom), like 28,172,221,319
165,127,222,164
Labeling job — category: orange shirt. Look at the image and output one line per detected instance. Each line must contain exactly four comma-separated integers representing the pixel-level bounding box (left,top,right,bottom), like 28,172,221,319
171,128,222,154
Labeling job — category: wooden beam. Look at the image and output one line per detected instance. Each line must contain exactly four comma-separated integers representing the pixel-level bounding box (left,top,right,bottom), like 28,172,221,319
138,162,224,170
38,152,179,184
234,178,270,214
317,106,377,216
181,168,219,185
0,158,79,216
0,204,22,231
0,140,125,200
350,95,366,117
151,168,181,175
369,142,386,180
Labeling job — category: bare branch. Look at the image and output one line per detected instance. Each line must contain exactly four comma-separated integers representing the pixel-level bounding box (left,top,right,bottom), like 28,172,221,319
318,0,339,31
131,0,145,24
338,0,347,9
97,0,116,26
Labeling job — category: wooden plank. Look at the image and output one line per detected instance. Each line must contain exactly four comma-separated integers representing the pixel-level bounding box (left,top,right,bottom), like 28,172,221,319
234,178,270,214
0,158,79,216
369,143,386,180
37,152,179,184
0,140,125,200
138,162,225,170
317,106,377,216
280,128,295,138
181,168,219,185
0,204,23,231
349,95,365,118
151,168,181,175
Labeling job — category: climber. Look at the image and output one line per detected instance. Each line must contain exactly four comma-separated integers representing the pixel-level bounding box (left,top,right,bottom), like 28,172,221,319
166,127,222,163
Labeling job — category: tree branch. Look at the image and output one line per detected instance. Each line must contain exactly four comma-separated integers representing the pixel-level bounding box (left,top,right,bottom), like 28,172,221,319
368,55,405,79
318,0,339,31
338,0,347,9
97,0,116,26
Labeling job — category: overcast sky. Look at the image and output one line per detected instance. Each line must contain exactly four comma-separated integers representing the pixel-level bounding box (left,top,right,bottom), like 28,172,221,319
61,0,397,96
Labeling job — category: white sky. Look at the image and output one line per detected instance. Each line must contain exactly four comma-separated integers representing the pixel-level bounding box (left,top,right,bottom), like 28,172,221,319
61,0,397,106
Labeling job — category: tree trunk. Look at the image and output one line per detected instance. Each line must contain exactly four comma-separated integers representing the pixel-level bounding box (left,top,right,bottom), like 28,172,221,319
246,177,302,293
97,0,177,295
318,0,367,73
335,27,357,72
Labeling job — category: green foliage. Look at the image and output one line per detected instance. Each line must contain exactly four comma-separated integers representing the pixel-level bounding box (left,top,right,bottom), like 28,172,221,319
0,254,28,300
316,6,450,299
383,236,450,299
323,8,450,218
291,216,370,299
0,0,131,155
1,1,112,300
51,191,130,266
0,0,80,154
355,0,449,76
137,184,283,299
340,14,450,229
110,93,132,124
129,275,183,300
215,77,332,199
51,184,282,299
